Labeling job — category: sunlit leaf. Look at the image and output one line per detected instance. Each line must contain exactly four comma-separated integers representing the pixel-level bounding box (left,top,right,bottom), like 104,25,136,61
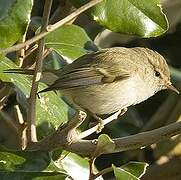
0,0,33,48
0,151,68,180
113,161,148,180
71,0,168,37
122,161,148,178
45,25,98,61
54,152,103,180
113,165,139,180
94,134,115,157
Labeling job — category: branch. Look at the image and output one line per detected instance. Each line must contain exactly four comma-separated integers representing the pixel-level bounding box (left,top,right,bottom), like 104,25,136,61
26,111,87,151
65,121,181,156
27,0,53,143
0,0,103,54
78,109,123,139
26,120,181,156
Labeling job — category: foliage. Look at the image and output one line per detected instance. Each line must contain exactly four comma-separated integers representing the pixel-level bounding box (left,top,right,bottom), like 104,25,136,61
71,0,168,37
45,24,98,60
0,0,180,180
0,0,33,48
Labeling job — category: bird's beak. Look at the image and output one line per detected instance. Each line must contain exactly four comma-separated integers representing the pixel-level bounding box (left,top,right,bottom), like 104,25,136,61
166,83,179,94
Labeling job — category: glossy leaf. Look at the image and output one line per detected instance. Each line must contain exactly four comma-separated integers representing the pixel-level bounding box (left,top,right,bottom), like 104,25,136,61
94,134,115,157
113,161,148,180
71,0,168,37
0,151,68,180
45,25,98,61
0,0,33,48
113,165,139,180
122,161,148,178
55,152,89,180
54,152,103,180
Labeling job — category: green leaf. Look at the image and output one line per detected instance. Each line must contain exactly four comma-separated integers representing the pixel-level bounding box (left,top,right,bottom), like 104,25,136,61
113,161,148,180
0,151,51,172
45,25,98,61
0,151,25,171
0,151,68,180
0,0,33,48
0,172,67,180
122,161,148,178
54,152,90,180
113,165,139,180
43,50,69,71
71,0,168,37
0,57,74,139
94,134,115,157
4,150,97,180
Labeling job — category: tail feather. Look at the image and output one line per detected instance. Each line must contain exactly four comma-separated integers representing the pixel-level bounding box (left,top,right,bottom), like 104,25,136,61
38,87,54,94
3,69,34,75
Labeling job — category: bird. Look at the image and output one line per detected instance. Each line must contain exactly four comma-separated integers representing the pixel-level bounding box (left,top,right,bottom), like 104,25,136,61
39,47,179,132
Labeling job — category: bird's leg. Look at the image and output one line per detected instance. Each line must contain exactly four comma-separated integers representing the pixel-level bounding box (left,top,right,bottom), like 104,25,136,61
88,108,128,134
119,107,127,117
90,113,104,133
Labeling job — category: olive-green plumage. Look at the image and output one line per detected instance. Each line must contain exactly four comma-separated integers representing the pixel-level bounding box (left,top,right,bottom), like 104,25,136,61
40,47,178,115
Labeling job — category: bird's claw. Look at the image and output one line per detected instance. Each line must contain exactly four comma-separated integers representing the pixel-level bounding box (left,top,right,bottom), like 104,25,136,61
96,120,104,133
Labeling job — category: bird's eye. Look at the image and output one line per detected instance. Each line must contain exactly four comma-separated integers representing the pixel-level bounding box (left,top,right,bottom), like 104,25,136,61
155,71,160,77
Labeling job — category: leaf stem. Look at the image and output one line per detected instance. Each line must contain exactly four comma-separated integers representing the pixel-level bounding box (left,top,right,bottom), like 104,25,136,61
94,167,113,179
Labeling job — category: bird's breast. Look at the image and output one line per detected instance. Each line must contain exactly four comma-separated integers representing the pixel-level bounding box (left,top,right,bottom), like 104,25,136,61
63,75,155,115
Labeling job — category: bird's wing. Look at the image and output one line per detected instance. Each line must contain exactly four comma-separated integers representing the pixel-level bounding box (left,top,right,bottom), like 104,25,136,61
39,49,132,92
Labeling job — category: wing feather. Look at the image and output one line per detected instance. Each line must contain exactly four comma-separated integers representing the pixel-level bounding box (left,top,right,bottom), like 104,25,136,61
39,48,133,93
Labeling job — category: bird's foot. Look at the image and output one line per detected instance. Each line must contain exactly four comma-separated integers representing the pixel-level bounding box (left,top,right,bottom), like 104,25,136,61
88,108,128,133
119,108,128,117
96,118,104,133
90,113,104,133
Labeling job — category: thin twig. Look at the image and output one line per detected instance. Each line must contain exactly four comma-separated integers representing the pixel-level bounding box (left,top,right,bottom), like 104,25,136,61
94,167,113,179
78,109,123,139
14,105,24,125
42,48,53,59
24,44,38,58
0,0,103,54
21,125,28,150
27,0,53,143
16,32,27,67
13,105,27,150
89,158,96,180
